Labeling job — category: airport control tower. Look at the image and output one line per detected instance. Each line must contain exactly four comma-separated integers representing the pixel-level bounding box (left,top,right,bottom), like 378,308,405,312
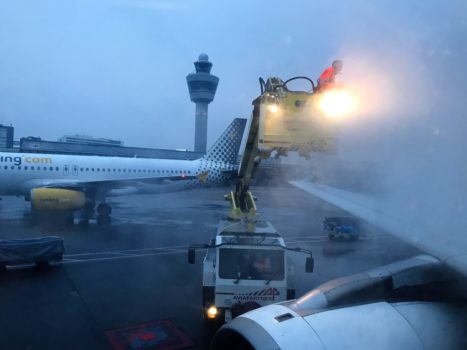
186,53,219,154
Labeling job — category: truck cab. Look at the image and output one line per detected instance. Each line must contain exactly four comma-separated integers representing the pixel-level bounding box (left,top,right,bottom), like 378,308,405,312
188,219,313,324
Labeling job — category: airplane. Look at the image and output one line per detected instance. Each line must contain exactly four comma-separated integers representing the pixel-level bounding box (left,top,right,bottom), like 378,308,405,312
210,178,467,349
0,118,246,224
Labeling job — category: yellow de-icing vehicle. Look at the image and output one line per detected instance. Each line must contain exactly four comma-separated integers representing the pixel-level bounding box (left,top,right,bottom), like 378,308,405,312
188,76,339,324
229,76,336,220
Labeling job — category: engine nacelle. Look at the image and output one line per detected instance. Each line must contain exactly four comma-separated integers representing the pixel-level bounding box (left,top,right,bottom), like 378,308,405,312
31,188,86,211
211,301,467,350
211,256,467,349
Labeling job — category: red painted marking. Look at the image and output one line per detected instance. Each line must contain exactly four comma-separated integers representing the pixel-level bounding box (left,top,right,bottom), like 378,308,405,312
138,332,156,341
105,320,194,350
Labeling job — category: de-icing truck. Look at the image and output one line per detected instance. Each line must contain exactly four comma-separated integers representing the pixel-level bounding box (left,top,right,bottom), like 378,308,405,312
188,219,313,323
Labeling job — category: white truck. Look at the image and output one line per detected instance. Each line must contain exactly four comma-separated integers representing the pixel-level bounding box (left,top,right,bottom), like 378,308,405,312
188,219,313,324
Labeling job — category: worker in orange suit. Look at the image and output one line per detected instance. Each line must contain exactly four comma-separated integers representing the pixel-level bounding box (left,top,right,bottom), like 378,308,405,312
316,59,343,91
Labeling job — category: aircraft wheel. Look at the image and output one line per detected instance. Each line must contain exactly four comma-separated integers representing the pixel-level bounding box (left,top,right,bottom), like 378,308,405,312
97,203,112,216
96,215,111,226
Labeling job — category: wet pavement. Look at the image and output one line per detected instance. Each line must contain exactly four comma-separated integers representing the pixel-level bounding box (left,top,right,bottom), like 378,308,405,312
0,185,420,350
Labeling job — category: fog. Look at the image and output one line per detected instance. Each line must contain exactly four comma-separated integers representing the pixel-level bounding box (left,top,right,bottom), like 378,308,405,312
303,1,467,260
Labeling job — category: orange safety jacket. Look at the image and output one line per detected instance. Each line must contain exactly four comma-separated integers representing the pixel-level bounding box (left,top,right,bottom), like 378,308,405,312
318,66,336,84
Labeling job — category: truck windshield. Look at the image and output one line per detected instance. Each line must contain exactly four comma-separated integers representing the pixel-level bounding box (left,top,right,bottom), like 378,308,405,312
219,248,284,281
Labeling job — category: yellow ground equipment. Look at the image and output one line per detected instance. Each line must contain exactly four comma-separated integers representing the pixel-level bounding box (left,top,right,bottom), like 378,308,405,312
227,76,337,221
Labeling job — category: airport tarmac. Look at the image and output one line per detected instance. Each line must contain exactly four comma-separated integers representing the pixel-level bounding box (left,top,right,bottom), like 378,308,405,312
0,185,421,350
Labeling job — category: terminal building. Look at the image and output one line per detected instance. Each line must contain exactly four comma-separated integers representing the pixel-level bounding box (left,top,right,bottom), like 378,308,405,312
19,136,203,160
57,134,124,147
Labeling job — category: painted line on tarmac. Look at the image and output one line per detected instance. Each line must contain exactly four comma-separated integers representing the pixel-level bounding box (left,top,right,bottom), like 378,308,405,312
62,249,186,264
65,244,188,257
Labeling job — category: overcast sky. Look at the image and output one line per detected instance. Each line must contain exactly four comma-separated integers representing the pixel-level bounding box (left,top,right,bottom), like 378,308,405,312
1,0,464,151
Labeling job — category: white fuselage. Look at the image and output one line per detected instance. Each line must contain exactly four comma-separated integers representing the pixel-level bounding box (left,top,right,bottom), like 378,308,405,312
0,152,231,198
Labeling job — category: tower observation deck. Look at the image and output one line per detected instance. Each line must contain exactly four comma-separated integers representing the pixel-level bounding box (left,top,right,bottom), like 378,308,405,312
186,53,219,154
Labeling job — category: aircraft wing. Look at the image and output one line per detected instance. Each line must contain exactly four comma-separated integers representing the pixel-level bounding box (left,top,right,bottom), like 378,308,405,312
289,180,467,277
210,180,467,349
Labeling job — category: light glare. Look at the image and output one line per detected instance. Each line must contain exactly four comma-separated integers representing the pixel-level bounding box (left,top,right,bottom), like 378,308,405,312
268,103,279,113
207,306,218,318
318,89,359,118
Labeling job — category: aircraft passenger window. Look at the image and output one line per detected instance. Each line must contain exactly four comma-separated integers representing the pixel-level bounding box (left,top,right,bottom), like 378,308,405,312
80,168,83,172
97,168,100,172
123,169,126,172
138,169,141,173
43,167,47,170
24,166,28,170
118,169,121,172
49,167,53,171
108,169,111,172
31,166,34,170
18,166,21,170
56,167,59,171
91,168,95,171
4,166,7,170
10,166,14,170
143,170,146,173
86,168,89,171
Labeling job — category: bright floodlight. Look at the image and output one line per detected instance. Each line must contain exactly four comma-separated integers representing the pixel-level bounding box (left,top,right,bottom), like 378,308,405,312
318,89,358,118
268,103,280,113
207,306,218,319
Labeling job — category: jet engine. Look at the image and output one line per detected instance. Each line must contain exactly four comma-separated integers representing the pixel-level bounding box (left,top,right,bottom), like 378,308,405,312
211,255,467,350
30,188,86,211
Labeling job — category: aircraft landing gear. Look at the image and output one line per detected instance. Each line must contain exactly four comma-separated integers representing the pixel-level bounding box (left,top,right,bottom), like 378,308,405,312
97,203,112,216
96,215,111,226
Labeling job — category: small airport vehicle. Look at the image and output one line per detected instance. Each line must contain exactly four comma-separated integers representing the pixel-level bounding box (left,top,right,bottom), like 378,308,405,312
0,236,64,270
188,219,313,323
324,217,360,241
